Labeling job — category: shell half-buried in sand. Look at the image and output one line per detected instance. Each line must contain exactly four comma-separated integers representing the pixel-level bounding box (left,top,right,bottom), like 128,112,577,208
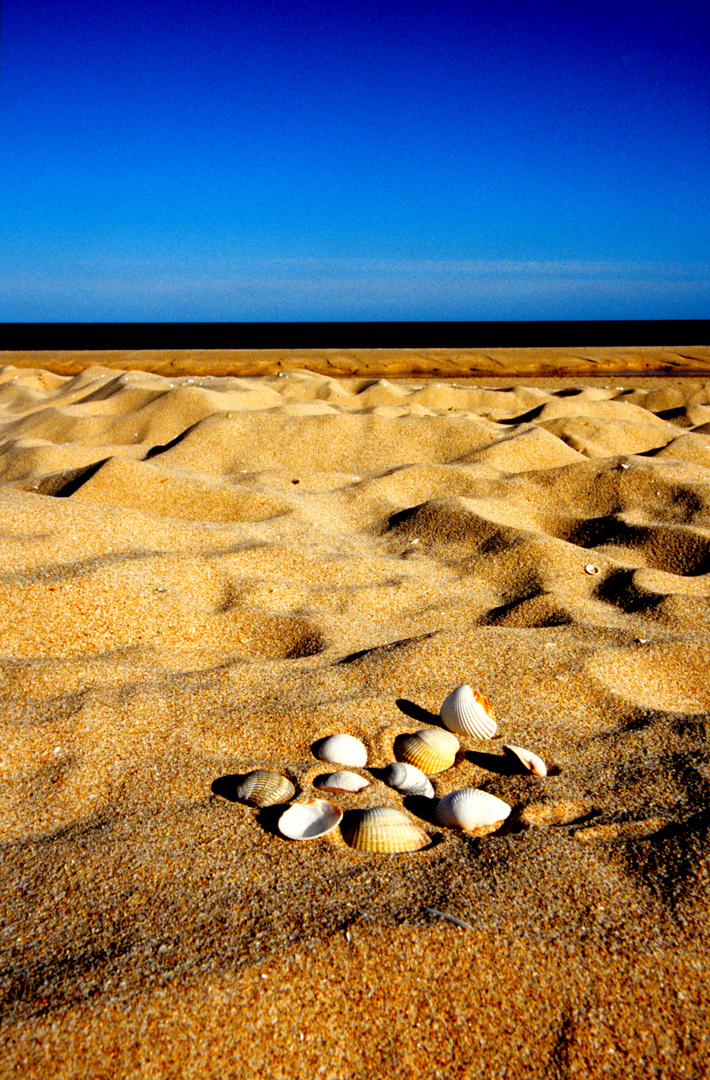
235,770,296,808
278,798,343,841
503,744,548,777
394,727,459,775
440,684,497,740
342,806,431,853
313,770,370,793
382,761,435,798
316,733,368,768
435,788,511,830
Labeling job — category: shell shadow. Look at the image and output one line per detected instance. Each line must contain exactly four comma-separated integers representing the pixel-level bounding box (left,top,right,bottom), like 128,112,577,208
339,808,361,849
402,794,440,826
211,773,247,802
395,699,443,727
465,750,562,777
256,804,290,838
464,751,524,776
497,804,529,836
311,738,327,760
367,766,393,784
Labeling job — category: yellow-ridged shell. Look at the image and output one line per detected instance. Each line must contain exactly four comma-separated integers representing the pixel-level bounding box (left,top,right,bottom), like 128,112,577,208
342,806,431,853
394,727,459,775
235,770,295,808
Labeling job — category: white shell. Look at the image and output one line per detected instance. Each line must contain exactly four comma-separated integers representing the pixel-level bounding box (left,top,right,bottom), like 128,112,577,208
503,744,547,777
278,798,343,841
313,770,370,793
435,788,511,830
440,684,497,740
382,762,435,798
316,734,368,768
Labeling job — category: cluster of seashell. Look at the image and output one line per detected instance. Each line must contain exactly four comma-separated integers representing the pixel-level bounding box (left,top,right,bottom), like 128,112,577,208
231,684,548,850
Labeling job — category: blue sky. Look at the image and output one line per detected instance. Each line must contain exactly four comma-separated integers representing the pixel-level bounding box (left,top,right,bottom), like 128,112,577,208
2,0,708,322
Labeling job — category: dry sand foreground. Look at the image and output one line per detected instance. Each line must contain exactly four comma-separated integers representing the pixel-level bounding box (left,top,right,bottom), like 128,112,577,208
0,362,709,1079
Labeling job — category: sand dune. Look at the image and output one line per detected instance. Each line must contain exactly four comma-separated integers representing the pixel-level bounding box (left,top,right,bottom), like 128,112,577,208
1,363,709,1078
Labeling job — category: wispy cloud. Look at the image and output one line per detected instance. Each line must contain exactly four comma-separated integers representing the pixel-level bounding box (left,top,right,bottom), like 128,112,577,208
1,257,708,321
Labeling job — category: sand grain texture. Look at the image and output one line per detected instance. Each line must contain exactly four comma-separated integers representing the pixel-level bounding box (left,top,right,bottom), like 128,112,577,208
0,362,708,1078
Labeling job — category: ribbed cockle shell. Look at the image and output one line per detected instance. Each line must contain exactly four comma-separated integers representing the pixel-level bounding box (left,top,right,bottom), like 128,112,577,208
435,787,511,830
503,744,547,777
394,727,459,775
382,762,435,798
440,684,497,740
317,734,368,768
313,770,370,793
278,798,343,840
341,806,430,853
235,770,296,808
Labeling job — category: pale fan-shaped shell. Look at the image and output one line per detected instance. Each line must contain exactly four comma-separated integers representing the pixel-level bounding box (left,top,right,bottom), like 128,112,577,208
342,806,430,853
394,727,459,775
313,770,370,793
440,684,497,740
435,788,511,830
317,734,368,768
382,762,435,798
503,744,547,777
278,798,343,840
235,770,296,808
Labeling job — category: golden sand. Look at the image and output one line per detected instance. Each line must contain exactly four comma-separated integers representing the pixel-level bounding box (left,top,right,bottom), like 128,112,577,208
1,359,709,1078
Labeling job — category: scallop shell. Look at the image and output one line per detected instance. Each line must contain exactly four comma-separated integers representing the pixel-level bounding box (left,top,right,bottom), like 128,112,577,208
503,744,547,778
435,788,511,830
313,770,370,793
440,684,497,740
316,734,368,768
341,806,430,853
394,727,459,775
278,798,343,840
235,770,296,808
382,762,435,798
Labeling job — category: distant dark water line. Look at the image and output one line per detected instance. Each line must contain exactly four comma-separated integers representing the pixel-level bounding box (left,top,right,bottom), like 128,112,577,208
1,319,708,350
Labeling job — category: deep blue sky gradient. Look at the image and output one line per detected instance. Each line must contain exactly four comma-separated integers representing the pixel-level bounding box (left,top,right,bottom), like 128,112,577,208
2,0,709,321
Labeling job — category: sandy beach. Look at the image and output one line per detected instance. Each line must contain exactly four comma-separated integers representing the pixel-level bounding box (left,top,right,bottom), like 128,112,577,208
1,352,709,1078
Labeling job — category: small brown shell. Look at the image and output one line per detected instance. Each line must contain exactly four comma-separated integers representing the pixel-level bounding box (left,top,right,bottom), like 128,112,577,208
235,770,296,808
341,806,430,853
394,727,459,775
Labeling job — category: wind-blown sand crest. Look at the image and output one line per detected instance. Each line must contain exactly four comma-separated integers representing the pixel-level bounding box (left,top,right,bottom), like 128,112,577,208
2,344,710,379
0,364,708,1078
